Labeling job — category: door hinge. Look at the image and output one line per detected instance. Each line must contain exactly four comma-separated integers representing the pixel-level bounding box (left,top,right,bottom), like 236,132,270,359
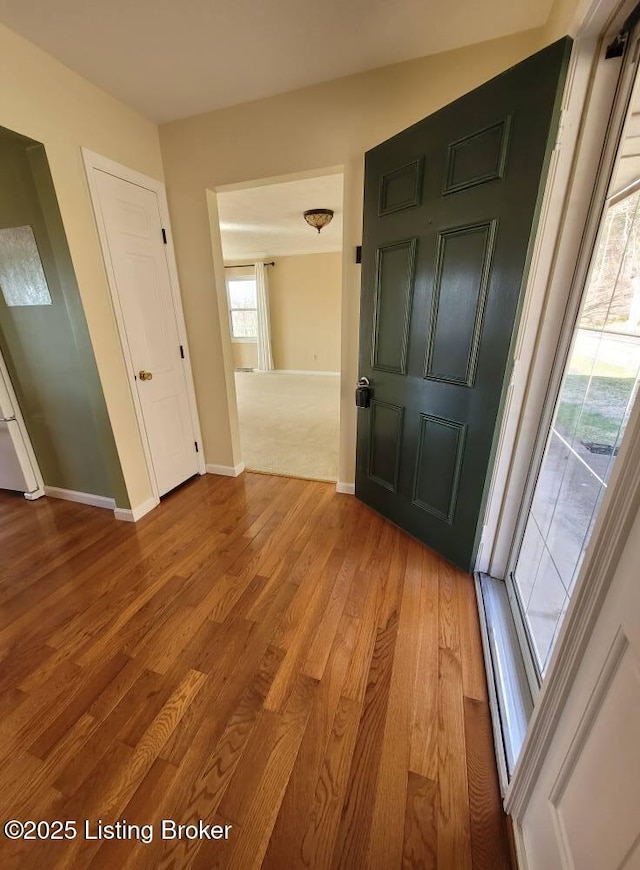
606,31,628,59
179,345,185,359
161,228,167,244
194,441,199,453
554,108,567,151
606,4,640,60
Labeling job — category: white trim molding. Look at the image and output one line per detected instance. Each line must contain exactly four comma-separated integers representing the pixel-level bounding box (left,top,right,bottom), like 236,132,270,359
206,463,245,477
23,489,45,501
113,495,159,523
505,390,640,819
273,369,340,376
0,344,45,496
44,486,115,511
336,481,355,495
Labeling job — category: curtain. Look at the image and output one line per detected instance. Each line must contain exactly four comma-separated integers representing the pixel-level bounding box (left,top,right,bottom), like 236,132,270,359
255,261,274,371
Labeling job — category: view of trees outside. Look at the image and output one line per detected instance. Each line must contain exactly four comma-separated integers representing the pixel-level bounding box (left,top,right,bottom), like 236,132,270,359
227,278,258,338
515,188,640,675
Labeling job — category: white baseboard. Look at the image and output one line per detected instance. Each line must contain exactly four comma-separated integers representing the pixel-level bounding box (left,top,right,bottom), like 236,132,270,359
114,495,159,523
206,463,245,477
273,369,340,376
44,486,115,510
238,369,340,376
336,481,355,495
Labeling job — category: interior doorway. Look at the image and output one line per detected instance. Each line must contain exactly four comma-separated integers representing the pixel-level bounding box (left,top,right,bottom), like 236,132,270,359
215,171,343,483
0,125,127,511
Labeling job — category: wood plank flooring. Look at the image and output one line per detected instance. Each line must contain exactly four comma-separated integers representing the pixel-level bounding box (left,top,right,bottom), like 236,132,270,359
0,472,511,869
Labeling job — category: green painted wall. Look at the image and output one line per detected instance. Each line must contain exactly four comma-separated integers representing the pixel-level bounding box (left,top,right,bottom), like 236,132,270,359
0,128,129,506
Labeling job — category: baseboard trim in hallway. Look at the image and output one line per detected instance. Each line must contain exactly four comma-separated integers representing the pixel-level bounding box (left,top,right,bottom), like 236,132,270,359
206,462,246,477
113,495,159,522
44,485,115,511
336,481,355,494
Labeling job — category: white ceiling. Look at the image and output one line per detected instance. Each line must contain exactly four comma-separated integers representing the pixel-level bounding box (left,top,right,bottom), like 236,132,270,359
0,0,553,122
218,173,344,261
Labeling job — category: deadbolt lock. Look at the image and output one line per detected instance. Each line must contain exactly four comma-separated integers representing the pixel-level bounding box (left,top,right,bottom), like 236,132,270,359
138,370,153,381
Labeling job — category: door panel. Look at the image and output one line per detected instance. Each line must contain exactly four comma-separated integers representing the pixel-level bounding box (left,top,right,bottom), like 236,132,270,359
368,399,404,491
412,413,466,522
95,171,198,497
372,240,416,373
356,39,571,570
425,220,496,385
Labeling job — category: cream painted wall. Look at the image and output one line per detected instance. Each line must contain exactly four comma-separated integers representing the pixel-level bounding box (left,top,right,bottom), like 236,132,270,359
269,253,342,372
0,23,163,509
543,0,584,42
232,342,257,369
160,27,547,485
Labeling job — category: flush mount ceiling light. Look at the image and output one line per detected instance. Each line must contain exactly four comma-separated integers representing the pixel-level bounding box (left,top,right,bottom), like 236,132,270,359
303,208,334,233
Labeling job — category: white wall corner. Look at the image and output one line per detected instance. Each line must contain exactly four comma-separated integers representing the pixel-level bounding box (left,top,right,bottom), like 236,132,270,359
206,462,245,477
336,481,355,495
44,486,115,511
114,495,159,522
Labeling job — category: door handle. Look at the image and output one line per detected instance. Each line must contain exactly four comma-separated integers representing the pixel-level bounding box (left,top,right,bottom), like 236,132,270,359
0,416,16,423
138,370,153,381
355,376,371,408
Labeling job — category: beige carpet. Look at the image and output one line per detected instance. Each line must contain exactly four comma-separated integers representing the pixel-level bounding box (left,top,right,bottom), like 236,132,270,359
234,371,340,482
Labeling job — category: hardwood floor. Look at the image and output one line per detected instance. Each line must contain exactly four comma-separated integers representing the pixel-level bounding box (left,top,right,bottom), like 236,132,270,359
0,473,511,869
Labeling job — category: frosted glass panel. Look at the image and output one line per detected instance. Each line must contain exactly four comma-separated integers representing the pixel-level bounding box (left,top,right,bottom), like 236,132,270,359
0,225,52,307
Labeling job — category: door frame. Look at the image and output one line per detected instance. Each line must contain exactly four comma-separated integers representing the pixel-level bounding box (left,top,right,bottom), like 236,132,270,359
0,344,45,498
207,165,345,482
82,149,205,504
478,0,638,578
475,0,640,852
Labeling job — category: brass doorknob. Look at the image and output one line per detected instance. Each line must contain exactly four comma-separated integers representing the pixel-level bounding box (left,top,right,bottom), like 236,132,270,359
138,370,153,381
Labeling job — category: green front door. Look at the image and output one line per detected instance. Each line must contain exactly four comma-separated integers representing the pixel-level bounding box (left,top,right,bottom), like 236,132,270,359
355,38,571,571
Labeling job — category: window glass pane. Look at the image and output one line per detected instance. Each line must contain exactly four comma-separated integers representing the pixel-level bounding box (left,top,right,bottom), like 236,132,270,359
0,225,52,307
514,188,640,677
544,450,601,592
231,309,257,338
228,279,257,310
530,432,569,538
525,548,568,674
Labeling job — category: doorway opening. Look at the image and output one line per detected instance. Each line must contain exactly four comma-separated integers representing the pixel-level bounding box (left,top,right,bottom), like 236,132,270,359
0,125,128,511
214,170,344,483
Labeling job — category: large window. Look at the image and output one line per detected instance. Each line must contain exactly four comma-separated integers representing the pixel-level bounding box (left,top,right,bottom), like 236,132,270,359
227,277,257,341
513,187,640,677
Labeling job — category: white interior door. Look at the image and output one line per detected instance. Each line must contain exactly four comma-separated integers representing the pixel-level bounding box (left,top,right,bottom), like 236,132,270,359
94,170,199,497
0,364,39,494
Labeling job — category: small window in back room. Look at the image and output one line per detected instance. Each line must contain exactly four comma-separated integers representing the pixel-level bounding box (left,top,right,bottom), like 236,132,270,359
227,277,258,340
0,225,52,307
